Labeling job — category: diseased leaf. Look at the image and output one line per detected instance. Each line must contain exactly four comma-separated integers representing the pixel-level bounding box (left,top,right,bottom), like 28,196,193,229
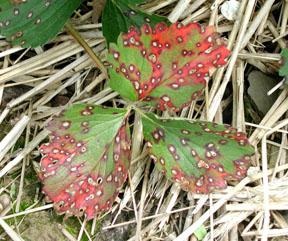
0,0,81,48
108,22,230,111
102,0,168,45
39,104,131,220
142,113,254,193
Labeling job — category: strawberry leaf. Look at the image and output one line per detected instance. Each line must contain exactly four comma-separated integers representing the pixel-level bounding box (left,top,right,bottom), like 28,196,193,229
39,104,131,220
108,22,230,111
142,113,254,193
0,0,81,48
102,0,168,45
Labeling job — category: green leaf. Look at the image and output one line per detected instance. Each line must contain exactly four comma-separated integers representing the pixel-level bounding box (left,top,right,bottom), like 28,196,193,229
121,0,146,4
102,0,127,46
102,0,168,45
0,0,81,48
278,49,288,86
279,48,288,77
142,113,254,193
39,104,131,220
108,22,230,111
194,225,207,240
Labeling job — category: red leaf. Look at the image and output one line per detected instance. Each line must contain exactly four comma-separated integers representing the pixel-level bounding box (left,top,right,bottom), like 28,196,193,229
39,105,131,220
108,22,230,111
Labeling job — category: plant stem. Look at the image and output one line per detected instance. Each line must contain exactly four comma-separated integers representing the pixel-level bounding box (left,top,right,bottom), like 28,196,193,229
65,21,108,77
133,105,160,126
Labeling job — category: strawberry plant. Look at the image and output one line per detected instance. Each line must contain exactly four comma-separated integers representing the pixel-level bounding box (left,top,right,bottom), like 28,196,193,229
39,22,255,220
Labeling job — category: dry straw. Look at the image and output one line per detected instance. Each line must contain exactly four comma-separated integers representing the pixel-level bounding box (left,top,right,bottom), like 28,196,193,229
1,0,288,241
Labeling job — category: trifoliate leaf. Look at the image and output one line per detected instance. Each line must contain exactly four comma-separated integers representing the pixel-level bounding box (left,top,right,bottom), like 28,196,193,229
142,113,254,193
108,22,230,111
0,0,81,48
102,0,168,45
39,104,131,220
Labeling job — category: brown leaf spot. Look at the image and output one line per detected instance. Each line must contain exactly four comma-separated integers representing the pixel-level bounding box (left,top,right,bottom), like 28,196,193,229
168,144,176,153
13,8,19,15
159,157,165,165
148,54,157,63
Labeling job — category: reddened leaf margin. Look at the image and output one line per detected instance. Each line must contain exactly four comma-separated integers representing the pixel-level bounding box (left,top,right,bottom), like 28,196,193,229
39,104,131,220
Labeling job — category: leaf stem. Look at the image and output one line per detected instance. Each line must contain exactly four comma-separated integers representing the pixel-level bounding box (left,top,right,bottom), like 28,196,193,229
65,21,108,77
133,106,160,125
125,103,134,118
132,105,147,117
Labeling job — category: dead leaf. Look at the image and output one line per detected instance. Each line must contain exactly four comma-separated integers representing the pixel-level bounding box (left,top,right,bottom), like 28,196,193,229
92,0,107,23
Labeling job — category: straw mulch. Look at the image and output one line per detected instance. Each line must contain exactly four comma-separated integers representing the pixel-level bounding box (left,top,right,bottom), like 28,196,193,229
1,0,288,240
